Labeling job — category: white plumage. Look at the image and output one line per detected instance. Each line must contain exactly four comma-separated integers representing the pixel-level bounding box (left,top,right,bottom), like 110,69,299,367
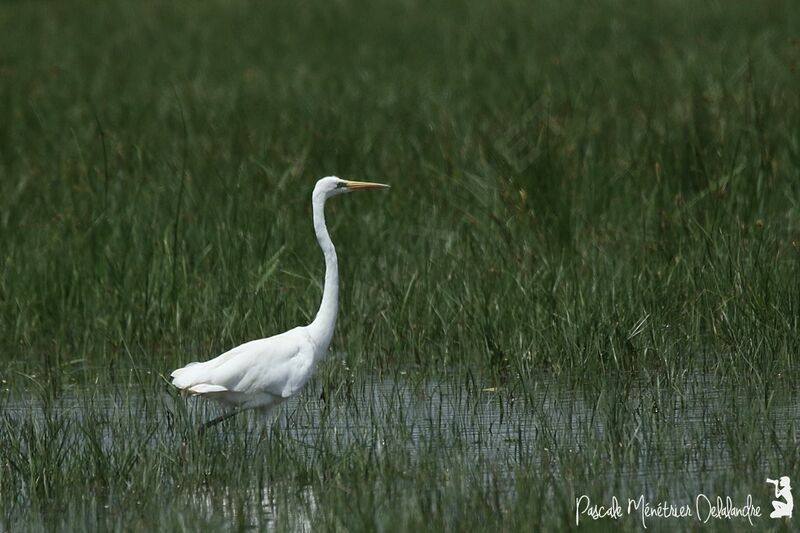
170,176,389,429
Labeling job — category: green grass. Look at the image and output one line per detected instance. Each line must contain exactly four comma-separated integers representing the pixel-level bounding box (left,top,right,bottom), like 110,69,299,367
1,0,799,530
1,375,798,531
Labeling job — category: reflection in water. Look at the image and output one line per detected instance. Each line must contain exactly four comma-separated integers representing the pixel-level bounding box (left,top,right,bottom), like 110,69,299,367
2,374,797,529
185,484,317,532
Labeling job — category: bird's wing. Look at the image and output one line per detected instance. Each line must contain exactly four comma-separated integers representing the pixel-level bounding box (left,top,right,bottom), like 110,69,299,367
235,331,315,398
171,328,315,398
183,383,229,394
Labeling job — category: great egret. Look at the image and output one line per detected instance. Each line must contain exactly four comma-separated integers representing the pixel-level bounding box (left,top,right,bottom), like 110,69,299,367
170,176,390,430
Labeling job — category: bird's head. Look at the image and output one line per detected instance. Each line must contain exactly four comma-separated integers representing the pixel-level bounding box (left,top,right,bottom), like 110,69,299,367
315,176,390,198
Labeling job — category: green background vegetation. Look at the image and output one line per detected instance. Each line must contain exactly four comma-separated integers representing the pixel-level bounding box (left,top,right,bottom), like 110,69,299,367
1,0,798,530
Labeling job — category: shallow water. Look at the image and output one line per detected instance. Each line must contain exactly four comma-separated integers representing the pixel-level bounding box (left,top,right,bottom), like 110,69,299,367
2,373,797,530
4,374,795,474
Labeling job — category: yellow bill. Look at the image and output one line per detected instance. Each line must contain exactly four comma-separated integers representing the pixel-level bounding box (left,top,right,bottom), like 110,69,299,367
344,180,391,190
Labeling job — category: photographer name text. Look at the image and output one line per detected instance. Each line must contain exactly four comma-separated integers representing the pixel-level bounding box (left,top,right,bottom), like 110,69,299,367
575,494,761,528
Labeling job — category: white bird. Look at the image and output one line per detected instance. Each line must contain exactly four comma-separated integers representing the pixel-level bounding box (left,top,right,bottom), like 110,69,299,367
170,176,390,430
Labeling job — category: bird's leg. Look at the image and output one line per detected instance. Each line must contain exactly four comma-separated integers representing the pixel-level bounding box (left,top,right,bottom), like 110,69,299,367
197,409,242,433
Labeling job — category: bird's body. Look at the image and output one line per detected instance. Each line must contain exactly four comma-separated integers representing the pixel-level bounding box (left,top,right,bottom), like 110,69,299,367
170,176,389,429
170,327,315,411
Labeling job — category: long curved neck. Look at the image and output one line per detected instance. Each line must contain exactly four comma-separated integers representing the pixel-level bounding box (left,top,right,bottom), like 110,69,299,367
307,191,338,352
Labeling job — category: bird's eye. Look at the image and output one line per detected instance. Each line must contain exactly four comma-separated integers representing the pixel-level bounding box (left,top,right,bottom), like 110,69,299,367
336,182,347,189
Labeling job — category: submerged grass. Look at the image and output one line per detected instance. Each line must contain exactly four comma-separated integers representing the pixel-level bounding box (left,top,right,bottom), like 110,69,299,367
0,0,799,530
